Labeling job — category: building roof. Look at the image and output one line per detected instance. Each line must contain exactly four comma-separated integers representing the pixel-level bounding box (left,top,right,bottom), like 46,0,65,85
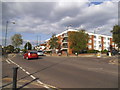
45,28,112,42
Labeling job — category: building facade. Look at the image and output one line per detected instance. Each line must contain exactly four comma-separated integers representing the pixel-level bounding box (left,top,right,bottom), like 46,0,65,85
45,29,116,54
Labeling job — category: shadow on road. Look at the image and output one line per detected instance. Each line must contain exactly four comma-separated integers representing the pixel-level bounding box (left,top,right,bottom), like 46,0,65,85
28,57,43,60
2,59,67,89
20,58,68,79
17,78,39,89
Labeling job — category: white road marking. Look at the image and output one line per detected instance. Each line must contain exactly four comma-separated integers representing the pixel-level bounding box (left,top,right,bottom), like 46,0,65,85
30,75,36,79
6,59,11,64
8,58,57,89
44,85,49,88
37,80,44,84
26,71,30,75
22,69,26,72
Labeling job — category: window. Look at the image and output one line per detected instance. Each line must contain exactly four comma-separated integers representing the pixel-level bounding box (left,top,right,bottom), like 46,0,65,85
98,36,101,39
88,45,92,48
89,35,92,38
94,36,96,38
64,33,67,35
94,46,96,49
88,40,92,43
108,38,110,40
112,42,114,45
99,41,101,44
94,40,96,45
94,40,96,43
104,46,106,49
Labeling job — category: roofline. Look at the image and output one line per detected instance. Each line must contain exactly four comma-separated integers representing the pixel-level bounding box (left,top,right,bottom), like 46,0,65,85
45,29,112,41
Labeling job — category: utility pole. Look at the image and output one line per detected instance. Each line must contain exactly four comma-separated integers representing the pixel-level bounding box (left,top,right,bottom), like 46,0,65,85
4,21,15,47
39,35,41,45
37,35,38,46
5,21,8,47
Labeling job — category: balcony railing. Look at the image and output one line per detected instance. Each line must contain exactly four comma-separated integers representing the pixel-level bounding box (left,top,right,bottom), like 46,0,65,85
61,47,68,50
64,35,68,37
62,45,68,48
62,40,68,43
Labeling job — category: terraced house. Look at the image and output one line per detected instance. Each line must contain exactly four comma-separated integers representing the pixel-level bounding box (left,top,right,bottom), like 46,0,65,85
45,29,117,54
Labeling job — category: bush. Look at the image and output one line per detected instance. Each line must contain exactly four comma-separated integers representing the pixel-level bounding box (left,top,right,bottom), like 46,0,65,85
44,51,52,54
101,49,108,53
14,48,20,53
87,50,99,53
21,49,27,53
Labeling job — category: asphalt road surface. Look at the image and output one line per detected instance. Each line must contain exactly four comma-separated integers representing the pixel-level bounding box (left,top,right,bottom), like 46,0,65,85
3,54,118,88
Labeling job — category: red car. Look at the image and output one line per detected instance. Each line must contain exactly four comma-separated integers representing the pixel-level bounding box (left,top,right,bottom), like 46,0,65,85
23,51,38,60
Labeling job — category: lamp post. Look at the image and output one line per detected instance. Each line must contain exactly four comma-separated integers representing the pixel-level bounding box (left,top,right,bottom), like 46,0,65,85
4,21,15,47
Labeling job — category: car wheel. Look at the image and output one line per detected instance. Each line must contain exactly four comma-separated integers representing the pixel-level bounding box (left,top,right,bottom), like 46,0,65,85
26,57,29,60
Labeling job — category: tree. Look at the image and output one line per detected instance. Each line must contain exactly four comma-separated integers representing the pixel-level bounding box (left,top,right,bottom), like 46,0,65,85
49,34,59,49
11,34,23,48
49,34,59,54
111,25,120,50
24,42,32,50
14,48,20,53
6,45,14,53
68,30,89,54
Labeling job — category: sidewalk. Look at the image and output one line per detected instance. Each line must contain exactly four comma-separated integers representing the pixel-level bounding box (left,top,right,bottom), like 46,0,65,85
45,53,111,58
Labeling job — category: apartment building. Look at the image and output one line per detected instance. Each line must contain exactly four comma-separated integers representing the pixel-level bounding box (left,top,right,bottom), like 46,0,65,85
45,29,116,54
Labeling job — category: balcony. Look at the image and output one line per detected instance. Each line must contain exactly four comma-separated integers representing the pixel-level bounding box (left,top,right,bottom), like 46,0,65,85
61,43,68,50
62,33,68,37
61,47,68,50
62,40,68,44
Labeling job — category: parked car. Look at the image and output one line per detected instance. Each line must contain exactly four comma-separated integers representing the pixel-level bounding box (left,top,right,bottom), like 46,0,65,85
111,49,119,55
23,51,38,60
37,50,44,56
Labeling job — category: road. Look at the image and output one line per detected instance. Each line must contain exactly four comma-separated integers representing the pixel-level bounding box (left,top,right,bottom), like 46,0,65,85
3,54,118,88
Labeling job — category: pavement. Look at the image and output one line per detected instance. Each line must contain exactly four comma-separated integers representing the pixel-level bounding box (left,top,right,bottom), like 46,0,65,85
45,53,120,65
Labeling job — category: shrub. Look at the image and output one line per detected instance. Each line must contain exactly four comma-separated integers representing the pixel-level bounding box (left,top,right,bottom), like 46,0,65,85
21,49,27,53
45,51,52,54
87,50,99,53
101,49,108,53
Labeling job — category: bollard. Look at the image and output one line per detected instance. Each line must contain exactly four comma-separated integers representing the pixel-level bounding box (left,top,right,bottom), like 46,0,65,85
108,52,111,57
12,67,18,90
97,52,101,58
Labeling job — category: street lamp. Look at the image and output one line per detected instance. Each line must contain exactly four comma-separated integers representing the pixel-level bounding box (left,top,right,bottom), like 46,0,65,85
4,21,15,47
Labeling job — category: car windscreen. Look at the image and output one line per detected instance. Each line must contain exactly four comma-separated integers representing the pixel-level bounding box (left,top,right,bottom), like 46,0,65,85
38,51,43,52
30,52,37,54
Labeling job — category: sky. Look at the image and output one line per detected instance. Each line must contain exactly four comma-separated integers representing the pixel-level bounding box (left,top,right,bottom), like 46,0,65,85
1,0,118,48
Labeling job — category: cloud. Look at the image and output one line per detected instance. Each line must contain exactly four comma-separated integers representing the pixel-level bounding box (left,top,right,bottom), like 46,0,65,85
2,1,118,44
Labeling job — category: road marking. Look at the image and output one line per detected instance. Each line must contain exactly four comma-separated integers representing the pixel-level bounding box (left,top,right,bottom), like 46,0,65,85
7,58,57,89
26,71,30,75
37,80,44,84
6,59,11,64
30,75,36,79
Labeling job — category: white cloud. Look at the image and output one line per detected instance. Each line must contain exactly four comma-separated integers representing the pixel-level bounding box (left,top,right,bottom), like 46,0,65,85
2,1,118,42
